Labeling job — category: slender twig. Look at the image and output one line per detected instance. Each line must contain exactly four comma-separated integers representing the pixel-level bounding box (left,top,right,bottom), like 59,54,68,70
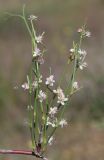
0,149,47,159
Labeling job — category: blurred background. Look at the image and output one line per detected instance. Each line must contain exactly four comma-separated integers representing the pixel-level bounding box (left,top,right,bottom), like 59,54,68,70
0,0,104,160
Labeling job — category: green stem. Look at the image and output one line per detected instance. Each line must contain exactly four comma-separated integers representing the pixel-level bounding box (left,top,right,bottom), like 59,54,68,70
22,6,33,39
65,47,77,95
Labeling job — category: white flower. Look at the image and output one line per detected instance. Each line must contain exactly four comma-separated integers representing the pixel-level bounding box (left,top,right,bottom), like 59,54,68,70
77,27,91,37
85,31,91,37
32,81,38,89
59,119,67,128
38,90,46,103
57,96,68,105
35,32,45,43
22,82,29,90
28,15,37,21
70,48,75,53
77,28,83,33
48,136,54,145
73,82,78,90
45,75,55,86
46,117,57,127
53,87,63,94
49,107,57,117
33,47,41,57
78,49,87,56
53,87,68,105
79,62,88,70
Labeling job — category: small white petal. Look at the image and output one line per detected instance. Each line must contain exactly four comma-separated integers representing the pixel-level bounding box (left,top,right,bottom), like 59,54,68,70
70,48,75,53
85,31,91,37
28,15,37,21
73,82,79,90
59,119,67,128
22,82,29,90
35,32,44,43
48,136,54,145
78,49,87,56
77,28,83,33
79,62,88,70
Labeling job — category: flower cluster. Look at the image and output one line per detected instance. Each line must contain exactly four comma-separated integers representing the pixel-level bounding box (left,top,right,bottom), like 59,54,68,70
47,116,67,129
70,48,87,70
53,87,68,105
22,75,42,91
38,90,47,103
45,75,55,87
77,27,91,37
69,26,91,94
49,107,57,117
47,117,57,128
78,49,88,70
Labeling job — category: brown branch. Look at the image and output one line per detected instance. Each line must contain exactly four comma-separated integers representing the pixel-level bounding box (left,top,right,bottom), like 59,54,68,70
0,149,48,160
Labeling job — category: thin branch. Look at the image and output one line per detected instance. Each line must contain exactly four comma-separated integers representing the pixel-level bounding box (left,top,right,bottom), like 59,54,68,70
0,149,47,159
